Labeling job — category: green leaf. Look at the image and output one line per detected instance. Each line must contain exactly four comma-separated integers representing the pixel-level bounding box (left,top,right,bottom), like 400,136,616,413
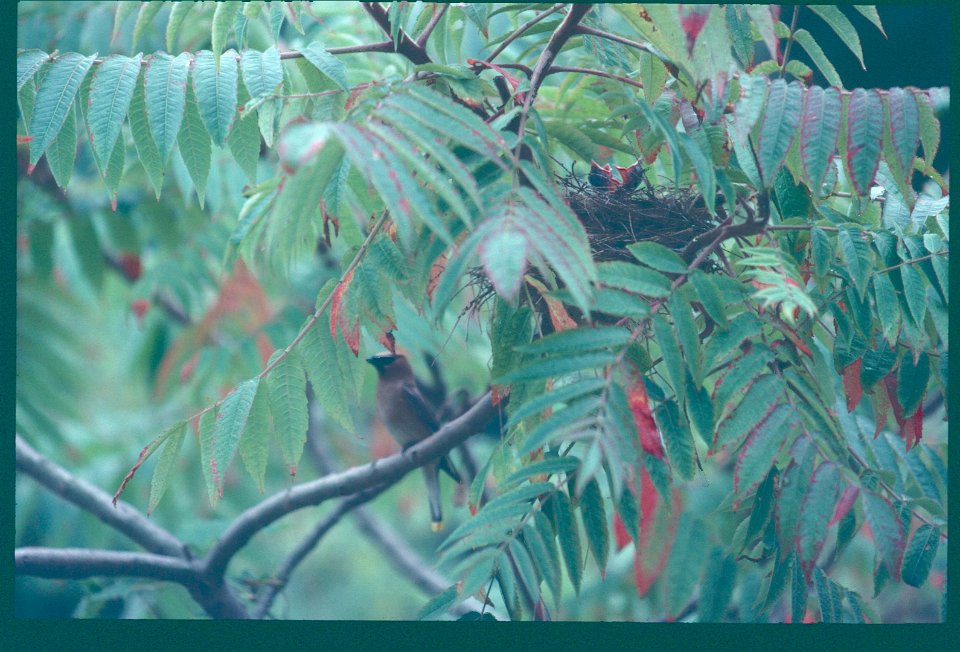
734,404,793,497
668,293,700,381
860,340,896,391
145,52,191,166
193,50,239,146
212,2,241,65
700,547,737,622
813,567,844,623
688,270,727,327
901,524,939,588
790,550,807,622
871,272,901,346
899,260,927,329
416,585,459,621
213,377,260,495
651,313,685,400
800,86,842,192
853,6,886,37
496,352,614,385
837,228,871,297
845,88,884,195
88,54,142,166
664,514,707,619
127,69,164,197
523,521,560,605
597,261,671,297
147,421,188,514
17,49,48,92
518,396,602,456
896,353,929,415
268,351,309,474
678,131,716,215
198,409,219,508
228,83,260,182
239,378,272,492
518,327,631,357
44,100,77,188
299,42,348,91
793,29,842,88
241,47,284,100
300,309,359,431
97,129,126,206
503,456,581,487
507,379,605,428
131,1,164,54
702,312,761,372
166,2,195,53
757,79,803,187
885,88,920,188
915,91,940,175
580,478,609,574
177,82,212,207
28,52,95,167
627,241,687,274
713,375,786,454
862,490,905,581
807,5,865,70
810,226,833,279
796,461,841,579
478,223,527,303
552,491,583,594
656,400,696,481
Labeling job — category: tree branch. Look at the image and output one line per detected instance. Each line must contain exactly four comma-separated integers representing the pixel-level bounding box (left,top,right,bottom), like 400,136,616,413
201,392,497,580
251,484,390,619
15,547,196,583
16,435,186,558
514,4,593,148
361,2,432,65
486,3,566,63
415,3,449,48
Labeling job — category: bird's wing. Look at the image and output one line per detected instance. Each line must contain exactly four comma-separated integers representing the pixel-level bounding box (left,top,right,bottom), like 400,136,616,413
402,385,440,432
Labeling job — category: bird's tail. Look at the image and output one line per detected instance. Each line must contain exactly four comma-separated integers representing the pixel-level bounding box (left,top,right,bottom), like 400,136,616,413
423,463,444,532
439,454,461,483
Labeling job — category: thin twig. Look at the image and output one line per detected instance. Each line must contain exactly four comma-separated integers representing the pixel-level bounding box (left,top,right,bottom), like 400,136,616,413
252,484,391,619
486,3,566,63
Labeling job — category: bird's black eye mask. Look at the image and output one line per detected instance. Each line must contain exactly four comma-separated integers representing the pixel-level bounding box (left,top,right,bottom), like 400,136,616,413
366,353,400,370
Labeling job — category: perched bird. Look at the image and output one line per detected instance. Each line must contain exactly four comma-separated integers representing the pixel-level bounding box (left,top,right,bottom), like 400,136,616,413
366,352,462,531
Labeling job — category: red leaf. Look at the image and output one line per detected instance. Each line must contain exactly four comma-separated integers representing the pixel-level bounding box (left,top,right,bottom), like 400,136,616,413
613,513,631,550
882,374,905,426
870,383,891,438
329,269,360,355
118,252,142,281
829,485,860,526
627,378,664,458
842,358,864,411
679,6,709,56
632,467,679,597
902,402,923,451
426,251,447,302
131,298,150,322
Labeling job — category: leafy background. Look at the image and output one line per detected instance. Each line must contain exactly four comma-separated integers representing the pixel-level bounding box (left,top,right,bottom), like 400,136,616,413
15,2,949,622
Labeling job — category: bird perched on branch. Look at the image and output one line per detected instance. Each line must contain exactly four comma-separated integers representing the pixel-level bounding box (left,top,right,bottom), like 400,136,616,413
366,352,462,531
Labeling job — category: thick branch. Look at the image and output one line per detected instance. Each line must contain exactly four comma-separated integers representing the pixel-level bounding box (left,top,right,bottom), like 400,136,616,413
202,393,497,580
16,435,186,558
361,2,432,65
15,547,196,583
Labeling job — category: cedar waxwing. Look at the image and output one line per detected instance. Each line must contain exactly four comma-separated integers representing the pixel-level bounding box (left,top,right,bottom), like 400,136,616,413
366,352,462,531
